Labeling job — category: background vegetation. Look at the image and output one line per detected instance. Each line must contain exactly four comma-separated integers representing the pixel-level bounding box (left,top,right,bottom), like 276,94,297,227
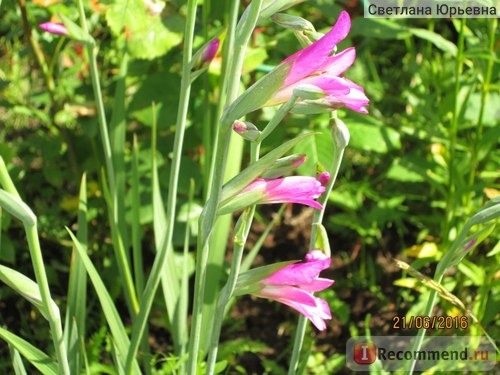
0,0,498,373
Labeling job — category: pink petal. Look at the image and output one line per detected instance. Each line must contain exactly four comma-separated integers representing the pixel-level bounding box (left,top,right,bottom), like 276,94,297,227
245,177,325,209
259,285,318,306
306,76,352,96
318,47,356,77
283,11,351,86
259,286,332,330
325,78,369,113
264,254,331,287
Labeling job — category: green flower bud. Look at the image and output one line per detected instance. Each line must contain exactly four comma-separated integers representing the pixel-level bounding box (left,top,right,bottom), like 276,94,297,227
232,120,261,141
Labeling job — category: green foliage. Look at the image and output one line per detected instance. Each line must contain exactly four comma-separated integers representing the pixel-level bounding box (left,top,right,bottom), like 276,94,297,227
0,0,498,373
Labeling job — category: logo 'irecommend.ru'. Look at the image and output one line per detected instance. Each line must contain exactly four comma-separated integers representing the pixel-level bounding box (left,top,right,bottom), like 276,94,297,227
346,336,495,371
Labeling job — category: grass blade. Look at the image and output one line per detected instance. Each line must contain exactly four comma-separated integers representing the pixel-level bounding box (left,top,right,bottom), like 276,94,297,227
65,229,141,373
0,327,58,375
63,173,88,374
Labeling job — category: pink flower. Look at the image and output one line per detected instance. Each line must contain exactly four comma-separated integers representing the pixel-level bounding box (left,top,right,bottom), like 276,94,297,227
255,250,334,330
39,22,68,36
242,176,326,209
219,175,325,214
267,11,369,114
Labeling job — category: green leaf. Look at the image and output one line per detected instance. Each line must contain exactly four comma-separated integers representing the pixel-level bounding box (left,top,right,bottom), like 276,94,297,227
386,158,426,182
293,128,334,175
0,327,58,375
223,62,291,123
0,189,36,226
409,28,457,56
63,173,88,375
351,18,411,40
106,0,182,60
65,229,141,373
0,265,58,321
347,122,401,153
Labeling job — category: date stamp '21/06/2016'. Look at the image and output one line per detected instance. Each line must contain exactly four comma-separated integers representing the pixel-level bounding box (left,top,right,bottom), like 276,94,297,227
392,315,469,330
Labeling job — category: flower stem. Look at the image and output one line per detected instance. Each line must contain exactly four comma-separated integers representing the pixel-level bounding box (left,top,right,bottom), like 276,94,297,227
187,1,263,372
466,18,497,206
288,115,349,374
444,18,466,242
124,0,199,371
77,0,139,317
206,205,256,374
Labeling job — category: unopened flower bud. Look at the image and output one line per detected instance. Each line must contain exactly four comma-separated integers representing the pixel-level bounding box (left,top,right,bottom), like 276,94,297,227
271,13,315,32
261,154,307,178
317,172,330,186
201,38,219,64
191,38,220,71
39,22,68,36
40,15,94,45
332,118,350,149
232,120,261,141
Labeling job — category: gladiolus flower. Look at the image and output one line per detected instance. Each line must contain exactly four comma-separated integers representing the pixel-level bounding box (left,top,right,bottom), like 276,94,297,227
219,175,325,214
245,176,325,209
254,250,334,330
267,11,369,113
39,22,68,36
224,11,368,123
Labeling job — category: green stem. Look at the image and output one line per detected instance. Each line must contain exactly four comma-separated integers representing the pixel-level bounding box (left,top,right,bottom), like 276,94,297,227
124,0,199,372
466,18,497,205
288,116,349,374
17,0,56,102
444,18,466,242
257,96,298,143
406,273,443,374
206,206,256,374
77,0,138,316
205,0,239,198
0,159,70,375
187,1,263,372
205,141,261,374
26,225,71,375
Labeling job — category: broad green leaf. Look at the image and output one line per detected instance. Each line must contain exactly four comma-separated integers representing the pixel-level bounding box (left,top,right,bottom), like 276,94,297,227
0,327,58,375
347,122,401,153
106,0,182,60
386,159,426,182
242,47,268,74
293,128,334,176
